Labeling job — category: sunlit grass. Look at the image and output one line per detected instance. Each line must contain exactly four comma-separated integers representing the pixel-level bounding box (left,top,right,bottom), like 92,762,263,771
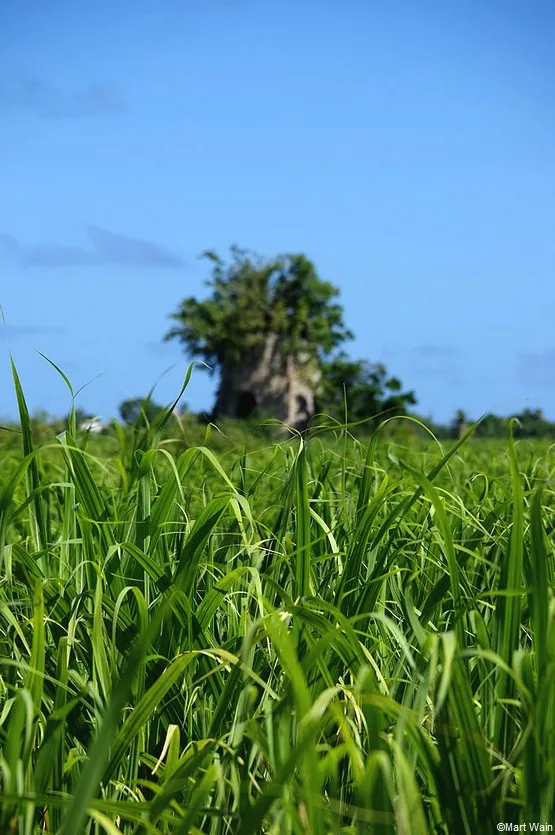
0,361,554,833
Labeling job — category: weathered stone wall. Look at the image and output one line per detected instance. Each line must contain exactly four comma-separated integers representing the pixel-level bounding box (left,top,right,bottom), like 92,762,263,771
213,332,320,429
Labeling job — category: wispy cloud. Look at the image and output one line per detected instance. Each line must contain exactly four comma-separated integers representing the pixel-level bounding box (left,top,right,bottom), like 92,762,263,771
0,227,185,269
0,325,66,339
0,78,126,119
516,349,555,388
86,226,185,268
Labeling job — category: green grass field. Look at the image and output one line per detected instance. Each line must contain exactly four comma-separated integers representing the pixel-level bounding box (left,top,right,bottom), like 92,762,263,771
1,365,554,834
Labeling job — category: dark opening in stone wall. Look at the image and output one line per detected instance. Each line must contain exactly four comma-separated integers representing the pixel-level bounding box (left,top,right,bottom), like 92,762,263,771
236,390,257,419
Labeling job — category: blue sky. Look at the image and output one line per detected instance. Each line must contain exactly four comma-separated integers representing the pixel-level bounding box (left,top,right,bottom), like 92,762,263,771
1,0,554,425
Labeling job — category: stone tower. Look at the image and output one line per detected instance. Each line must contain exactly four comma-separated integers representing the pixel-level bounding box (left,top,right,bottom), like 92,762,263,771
212,332,321,430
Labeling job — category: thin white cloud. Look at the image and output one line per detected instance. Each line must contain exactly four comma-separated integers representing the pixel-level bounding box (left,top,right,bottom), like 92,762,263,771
0,78,126,119
0,325,66,339
0,227,185,269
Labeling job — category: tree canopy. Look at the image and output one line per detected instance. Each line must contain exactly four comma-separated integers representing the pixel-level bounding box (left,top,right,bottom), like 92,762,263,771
164,246,353,372
119,397,165,427
316,353,417,426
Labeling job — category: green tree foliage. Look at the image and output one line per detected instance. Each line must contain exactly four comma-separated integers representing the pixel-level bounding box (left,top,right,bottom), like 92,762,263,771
316,352,417,426
119,397,165,426
165,245,421,429
475,413,509,437
164,246,353,372
421,408,555,440
511,408,553,438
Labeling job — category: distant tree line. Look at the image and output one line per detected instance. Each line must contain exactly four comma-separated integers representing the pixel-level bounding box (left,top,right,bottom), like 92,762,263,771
18,397,555,444
420,408,555,440
61,402,555,443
